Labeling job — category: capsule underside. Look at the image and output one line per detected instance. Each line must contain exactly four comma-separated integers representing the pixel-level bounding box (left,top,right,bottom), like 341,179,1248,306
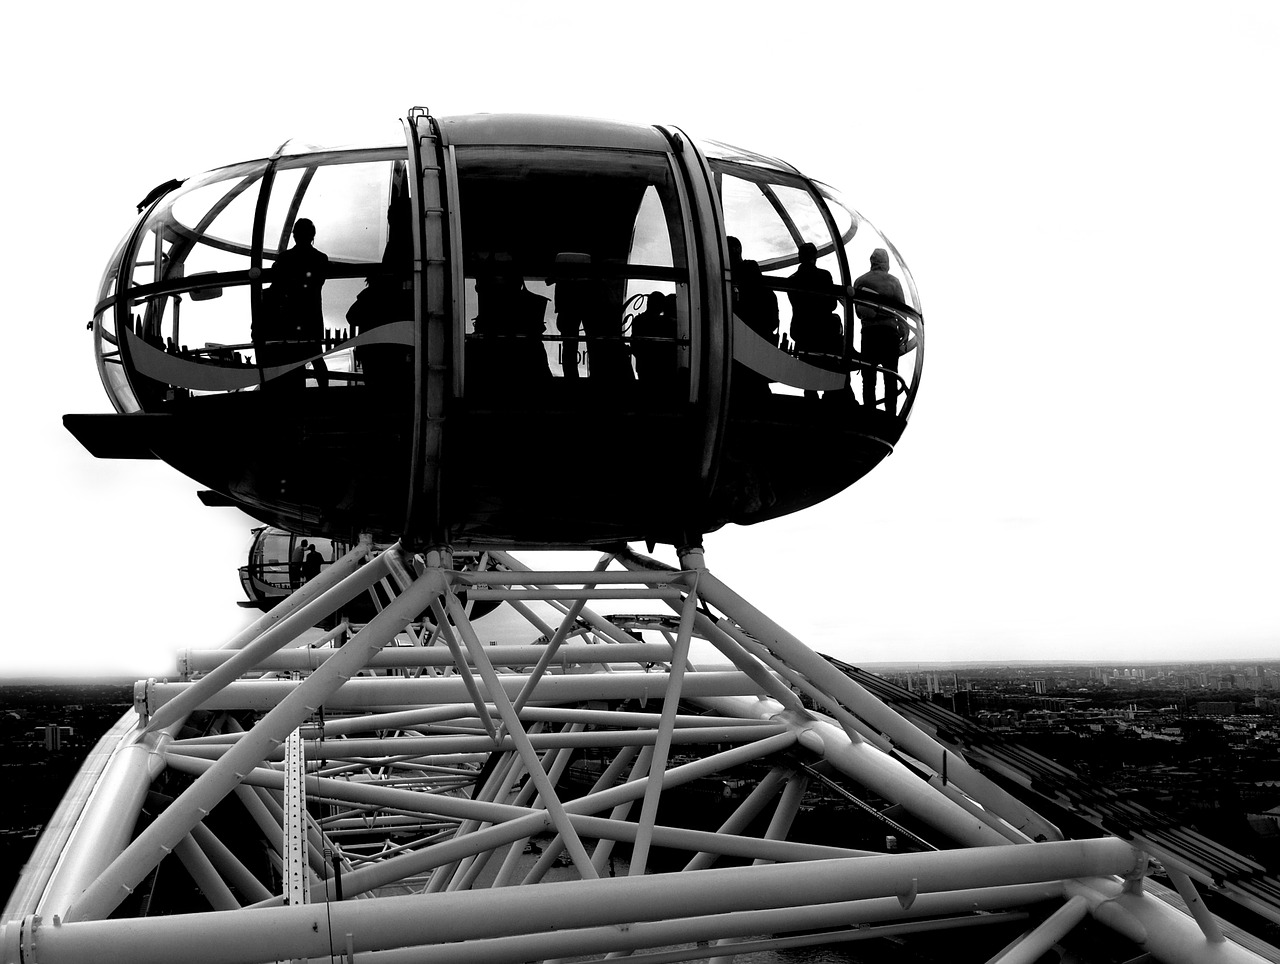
70,112,923,547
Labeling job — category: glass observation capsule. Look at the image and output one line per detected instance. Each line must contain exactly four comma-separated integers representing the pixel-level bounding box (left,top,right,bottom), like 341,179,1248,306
67,109,924,549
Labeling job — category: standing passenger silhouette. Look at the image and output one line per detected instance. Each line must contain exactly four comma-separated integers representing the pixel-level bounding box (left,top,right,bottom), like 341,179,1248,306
854,248,906,414
271,218,329,389
733,259,779,406
786,241,838,400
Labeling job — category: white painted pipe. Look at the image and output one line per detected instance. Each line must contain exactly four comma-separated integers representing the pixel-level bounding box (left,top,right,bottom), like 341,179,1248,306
66,572,445,923
180,641,676,673
141,671,761,712
1067,877,1269,964
21,843,1135,964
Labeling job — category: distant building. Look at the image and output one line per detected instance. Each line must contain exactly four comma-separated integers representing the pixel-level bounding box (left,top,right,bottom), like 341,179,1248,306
1195,701,1236,716
40,725,73,751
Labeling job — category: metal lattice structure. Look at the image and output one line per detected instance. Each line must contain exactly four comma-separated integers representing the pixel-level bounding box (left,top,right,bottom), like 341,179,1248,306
3,542,1271,964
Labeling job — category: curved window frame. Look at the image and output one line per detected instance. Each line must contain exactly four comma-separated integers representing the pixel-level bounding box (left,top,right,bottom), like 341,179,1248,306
94,148,414,408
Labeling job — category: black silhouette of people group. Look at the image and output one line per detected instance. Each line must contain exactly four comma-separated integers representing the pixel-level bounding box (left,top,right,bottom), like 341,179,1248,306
289,538,324,587
727,234,908,413
471,251,670,394
252,215,907,413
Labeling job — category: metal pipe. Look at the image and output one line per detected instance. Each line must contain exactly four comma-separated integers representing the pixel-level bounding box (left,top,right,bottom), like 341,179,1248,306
697,695,1010,848
23,844,1134,964
323,889,1048,964
564,732,799,818
508,558,610,715
689,611,808,713
301,811,555,902
144,548,393,735
141,671,760,712
172,834,239,911
29,715,167,920
465,589,685,601
166,754,531,825
984,895,1088,964
607,554,805,717
585,745,650,880
306,703,483,736
683,767,787,872
428,599,499,741
1167,869,1226,944
442,731,556,894
694,571,1061,842
222,538,372,652
569,814,876,863
248,786,329,884
456,571,684,585
66,572,443,923
442,587,598,880
615,915,1025,964
707,768,809,962
180,641,676,673
488,552,654,649
189,822,272,904
630,581,697,875
1066,877,1268,964
757,771,807,864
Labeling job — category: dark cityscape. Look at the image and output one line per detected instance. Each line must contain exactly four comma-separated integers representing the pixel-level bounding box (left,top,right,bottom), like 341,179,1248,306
870,659,1280,868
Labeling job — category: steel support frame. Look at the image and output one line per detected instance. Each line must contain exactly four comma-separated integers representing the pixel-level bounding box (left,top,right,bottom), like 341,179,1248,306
4,552,1269,964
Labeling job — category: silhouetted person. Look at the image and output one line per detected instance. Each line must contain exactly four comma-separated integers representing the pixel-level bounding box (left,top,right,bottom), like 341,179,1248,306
854,248,906,414
549,252,630,386
727,235,743,273
290,539,309,587
732,259,779,406
737,260,779,345
473,253,551,389
632,291,679,390
302,544,324,583
787,242,840,399
270,218,329,389
547,252,592,378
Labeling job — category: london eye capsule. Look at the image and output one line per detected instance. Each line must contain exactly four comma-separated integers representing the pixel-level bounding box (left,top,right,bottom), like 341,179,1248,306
66,109,923,550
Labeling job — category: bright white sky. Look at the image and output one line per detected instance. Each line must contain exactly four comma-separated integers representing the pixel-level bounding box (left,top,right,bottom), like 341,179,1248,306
1,2,1277,678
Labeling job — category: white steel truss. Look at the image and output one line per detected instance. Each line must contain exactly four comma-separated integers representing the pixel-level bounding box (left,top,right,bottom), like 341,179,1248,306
1,543,1270,964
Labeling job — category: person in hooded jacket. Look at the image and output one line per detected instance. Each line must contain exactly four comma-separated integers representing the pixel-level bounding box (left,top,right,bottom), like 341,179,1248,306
854,248,906,415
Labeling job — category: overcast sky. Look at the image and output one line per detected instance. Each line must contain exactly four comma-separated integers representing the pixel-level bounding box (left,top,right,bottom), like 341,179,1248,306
1,2,1276,678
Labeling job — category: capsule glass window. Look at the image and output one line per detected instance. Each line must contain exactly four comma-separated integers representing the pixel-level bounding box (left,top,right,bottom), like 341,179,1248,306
455,147,689,397
817,181,922,415
265,152,412,389
708,154,850,402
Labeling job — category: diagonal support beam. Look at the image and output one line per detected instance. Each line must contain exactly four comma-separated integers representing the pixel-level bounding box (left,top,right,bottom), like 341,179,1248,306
145,543,391,735
442,581,599,880
66,569,442,923
629,576,698,876
984,894,1088,964
429,599,500,742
